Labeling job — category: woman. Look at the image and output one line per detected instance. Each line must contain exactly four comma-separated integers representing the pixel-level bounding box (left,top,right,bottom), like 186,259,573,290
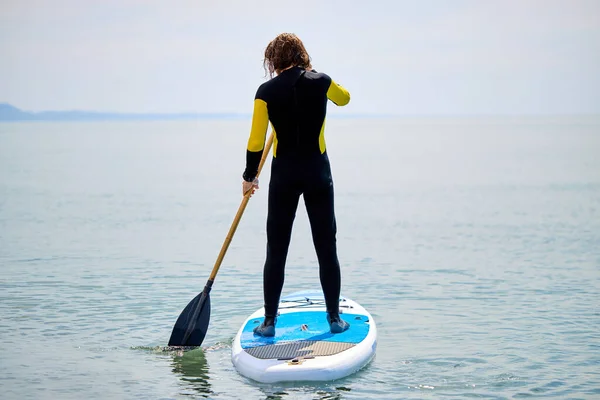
242,33,351,337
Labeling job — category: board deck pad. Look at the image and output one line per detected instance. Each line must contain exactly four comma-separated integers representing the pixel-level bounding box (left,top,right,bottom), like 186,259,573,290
245,340,356,360
240,311,370,354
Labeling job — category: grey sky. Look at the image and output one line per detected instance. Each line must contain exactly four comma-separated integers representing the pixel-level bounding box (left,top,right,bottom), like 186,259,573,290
1,0,599,115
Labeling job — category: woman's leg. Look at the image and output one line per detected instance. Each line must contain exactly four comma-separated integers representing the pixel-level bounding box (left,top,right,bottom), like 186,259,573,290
303,180,342,313
262,178,301,318
303,162,349,333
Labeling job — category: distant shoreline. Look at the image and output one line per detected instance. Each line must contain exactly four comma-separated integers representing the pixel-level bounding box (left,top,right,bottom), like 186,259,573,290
0,103,250,122
0,103,395,122
1,104,598,122
0,103,385,122
0,113,251,122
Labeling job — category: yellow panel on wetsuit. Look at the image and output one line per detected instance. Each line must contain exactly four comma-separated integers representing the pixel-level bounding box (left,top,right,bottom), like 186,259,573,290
243,67,350,182
327,79,351,106
247,99,268,152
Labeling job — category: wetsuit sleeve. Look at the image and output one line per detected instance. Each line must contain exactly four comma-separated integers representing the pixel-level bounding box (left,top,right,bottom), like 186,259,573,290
242,97,268,182
327,79,351,106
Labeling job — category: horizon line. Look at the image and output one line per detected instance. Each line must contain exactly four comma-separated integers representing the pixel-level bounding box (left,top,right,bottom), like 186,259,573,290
1,103,599,121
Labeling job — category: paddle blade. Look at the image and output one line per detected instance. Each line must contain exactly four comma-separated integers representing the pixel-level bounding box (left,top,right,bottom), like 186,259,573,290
168,291,211,347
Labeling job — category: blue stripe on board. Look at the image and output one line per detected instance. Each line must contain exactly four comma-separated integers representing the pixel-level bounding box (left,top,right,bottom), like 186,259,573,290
240,311,370,350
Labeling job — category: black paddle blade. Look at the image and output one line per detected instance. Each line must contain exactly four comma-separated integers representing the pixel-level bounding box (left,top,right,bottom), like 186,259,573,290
168,291,211,347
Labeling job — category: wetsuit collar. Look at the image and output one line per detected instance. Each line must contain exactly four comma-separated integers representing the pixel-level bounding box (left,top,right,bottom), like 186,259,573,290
280,65,304,76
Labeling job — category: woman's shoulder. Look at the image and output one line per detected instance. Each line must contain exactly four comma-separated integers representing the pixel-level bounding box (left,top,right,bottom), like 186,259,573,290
255,78,277,100
305,70,334,90
305,69,332,82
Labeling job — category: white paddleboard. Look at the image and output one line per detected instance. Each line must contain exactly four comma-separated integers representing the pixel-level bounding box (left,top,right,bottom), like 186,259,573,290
231,290,377,383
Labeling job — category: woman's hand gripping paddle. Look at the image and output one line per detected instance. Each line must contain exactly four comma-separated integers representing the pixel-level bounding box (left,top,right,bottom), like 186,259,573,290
168,132,274,347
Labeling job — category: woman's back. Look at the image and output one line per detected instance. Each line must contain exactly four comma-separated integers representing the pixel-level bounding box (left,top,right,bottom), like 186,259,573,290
256,66,334,159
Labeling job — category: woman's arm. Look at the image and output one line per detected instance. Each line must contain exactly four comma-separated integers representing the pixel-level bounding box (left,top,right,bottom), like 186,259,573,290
242,98,269,182
327,79,351,106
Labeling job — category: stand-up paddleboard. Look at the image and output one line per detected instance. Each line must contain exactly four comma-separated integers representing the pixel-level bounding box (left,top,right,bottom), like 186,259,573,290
231,290,377,383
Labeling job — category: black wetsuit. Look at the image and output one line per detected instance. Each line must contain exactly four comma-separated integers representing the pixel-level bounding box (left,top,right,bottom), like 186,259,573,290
243,66,351,319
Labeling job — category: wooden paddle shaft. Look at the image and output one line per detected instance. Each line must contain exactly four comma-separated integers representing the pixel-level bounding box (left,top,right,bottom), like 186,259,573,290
208,132,274,281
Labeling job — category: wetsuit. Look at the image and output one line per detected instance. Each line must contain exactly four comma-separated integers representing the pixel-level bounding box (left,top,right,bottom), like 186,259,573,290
243,66,351,319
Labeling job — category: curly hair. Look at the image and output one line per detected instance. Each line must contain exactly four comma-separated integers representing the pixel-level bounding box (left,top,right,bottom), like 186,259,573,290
263,33,312,78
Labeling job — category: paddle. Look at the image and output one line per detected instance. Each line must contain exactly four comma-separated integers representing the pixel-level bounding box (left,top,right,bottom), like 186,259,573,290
168,132,274,347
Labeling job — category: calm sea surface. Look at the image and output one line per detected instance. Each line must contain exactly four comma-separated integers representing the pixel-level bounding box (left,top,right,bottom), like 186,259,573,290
1,117,599,399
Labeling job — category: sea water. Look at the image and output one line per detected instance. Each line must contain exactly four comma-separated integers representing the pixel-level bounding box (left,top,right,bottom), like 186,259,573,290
1,117,599,399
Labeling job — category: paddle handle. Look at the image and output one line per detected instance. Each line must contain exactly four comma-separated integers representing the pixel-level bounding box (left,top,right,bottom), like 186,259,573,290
207,132,274,281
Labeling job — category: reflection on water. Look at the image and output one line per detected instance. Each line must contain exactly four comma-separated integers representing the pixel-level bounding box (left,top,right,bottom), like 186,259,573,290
260,385,352,400
263,391,288,400
131,346,213,397
171,347,212,398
